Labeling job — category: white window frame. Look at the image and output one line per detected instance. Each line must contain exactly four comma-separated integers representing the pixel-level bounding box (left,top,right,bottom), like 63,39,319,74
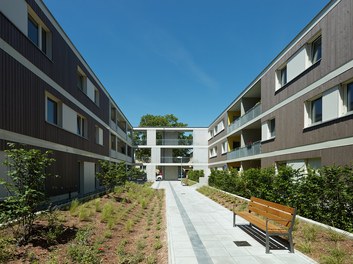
221,141,228,154
305,95,323,127
45,92,62,127
276,64,287,90
28,7,52,58
311,36,322,65
95,126,103,146
94,88,100,106
76,114,86,137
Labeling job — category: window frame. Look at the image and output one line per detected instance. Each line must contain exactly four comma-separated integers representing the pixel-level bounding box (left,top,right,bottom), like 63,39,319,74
46,97,58,125
347,82,353,113
269,118,276,138
311,36,322,64
76,114,86,137
311,97,323,124
27,9,52,58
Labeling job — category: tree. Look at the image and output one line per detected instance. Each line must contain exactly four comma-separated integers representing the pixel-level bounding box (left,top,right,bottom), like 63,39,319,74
96,160,127,190
134,114,191,161
0,143,54,245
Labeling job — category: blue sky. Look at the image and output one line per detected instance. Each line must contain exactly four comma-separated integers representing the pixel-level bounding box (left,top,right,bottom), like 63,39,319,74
44,0,329,127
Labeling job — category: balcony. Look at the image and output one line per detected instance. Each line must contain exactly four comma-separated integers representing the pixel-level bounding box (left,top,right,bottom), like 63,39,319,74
156,139,193,146
228,103,261,133
227,140,261,160
160,156,191,163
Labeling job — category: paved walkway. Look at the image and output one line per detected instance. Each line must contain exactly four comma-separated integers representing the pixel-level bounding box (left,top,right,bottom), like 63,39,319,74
153,181,316,264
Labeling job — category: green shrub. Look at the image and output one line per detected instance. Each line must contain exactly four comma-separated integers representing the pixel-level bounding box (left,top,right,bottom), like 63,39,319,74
187,170,204,182
69,199,80,216
101,202,115,223
0,236,14,262
208,165,353,232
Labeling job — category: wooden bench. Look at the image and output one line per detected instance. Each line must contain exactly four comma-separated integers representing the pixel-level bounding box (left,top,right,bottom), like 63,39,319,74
233,196,296,253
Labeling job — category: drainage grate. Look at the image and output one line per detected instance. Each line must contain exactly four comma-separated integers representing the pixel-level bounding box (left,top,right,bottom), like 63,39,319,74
234,241,251,247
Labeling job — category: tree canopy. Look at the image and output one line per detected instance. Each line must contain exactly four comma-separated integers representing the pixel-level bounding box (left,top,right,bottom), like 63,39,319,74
138,114,187,127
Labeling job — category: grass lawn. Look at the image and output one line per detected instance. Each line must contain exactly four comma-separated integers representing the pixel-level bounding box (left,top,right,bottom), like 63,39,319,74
0,182,167,264
197,185,353,264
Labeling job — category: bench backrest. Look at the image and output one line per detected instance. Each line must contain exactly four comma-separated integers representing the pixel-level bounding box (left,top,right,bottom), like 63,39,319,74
248,197,296,229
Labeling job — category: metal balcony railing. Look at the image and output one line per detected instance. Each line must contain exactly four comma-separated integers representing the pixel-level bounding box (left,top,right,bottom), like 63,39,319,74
228,103,261,133
156,139,193,146
160,157,191,163
227,140,261,160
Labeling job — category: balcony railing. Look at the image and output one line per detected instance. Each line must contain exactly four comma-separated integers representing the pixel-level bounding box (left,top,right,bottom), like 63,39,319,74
156,139,193,146
228,103,261,133
160,157,191,163
227,140,261,160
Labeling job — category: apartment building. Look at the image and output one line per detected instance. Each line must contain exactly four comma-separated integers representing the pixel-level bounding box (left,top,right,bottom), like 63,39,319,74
0,0,133,201
208,0,353,173
134,127,209,181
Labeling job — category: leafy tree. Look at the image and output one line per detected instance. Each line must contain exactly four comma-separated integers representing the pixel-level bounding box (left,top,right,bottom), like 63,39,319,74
0,143,54,245
96,161,127,190
134,114,191,161
127,166,146,181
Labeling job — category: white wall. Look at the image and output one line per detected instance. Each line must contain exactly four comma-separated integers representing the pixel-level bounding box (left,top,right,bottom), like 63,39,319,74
147,130,156,145
86,78,96,102
0,0,28,35
323,86,340,121
261,122,268,141
192,148,208,163
193,129,208,146
62,104,77,134
151,147,161,163
287,47,307,82
146,164,156,181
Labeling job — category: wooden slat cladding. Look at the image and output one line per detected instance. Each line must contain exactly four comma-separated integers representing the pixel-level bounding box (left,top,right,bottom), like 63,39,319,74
261,0,353,112
0,140,97,196
0,8,109,124
0,50,109,157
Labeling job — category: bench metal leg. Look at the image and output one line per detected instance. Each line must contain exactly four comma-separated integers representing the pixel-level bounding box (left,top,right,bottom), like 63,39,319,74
265,232,270,254
288,233,294,253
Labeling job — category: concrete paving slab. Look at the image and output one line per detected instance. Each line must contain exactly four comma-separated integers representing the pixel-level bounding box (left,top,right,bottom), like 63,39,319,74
153,181,317,264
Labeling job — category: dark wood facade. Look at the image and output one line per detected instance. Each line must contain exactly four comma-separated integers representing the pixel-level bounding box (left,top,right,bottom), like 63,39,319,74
0,0,132,198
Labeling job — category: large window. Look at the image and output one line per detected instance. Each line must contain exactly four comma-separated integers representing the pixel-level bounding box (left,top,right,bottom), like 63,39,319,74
77,115,86,137
347,82,353,112
28,15,38,46
27,11,51,57
47,98,57,125
111,134,117,151
311,97,322,123
311,36,322,64
269,118,276,138
280,66,287,86
95,126,103,145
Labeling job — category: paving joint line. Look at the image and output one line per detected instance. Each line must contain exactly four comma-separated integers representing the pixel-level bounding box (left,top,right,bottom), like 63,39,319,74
168,182,213,264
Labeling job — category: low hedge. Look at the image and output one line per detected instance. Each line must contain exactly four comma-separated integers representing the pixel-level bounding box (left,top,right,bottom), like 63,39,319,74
187,170,204,182
208,165,353,232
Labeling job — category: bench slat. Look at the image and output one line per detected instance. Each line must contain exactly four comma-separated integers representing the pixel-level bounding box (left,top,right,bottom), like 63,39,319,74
251,197,295,214
237,212,288,234
248,205,291,227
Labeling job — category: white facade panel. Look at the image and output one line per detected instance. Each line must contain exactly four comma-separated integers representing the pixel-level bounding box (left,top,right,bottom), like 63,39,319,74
151,147,161,163
86,78,96,102
323,86,340,121
287,47,307,82
62,104,77,134
0,0,28,35
193,148,208,163
261,122,268,141
147,130,156,146
193,129,208,146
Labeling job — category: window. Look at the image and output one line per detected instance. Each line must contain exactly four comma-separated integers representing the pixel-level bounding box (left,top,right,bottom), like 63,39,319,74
94,88,100,105
221,141,228,154
311,36,322,64
111,134,117,151
28,15,38,46
47,98,57,125
269,119,276,138
280,66,287,86
77,71,85,91
77,115,86,137
347,82,353,112
209,147,217,158
111,106,117,123
311,97,322,123
208,130,214,140
95,126,103,145
27,10,52,57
